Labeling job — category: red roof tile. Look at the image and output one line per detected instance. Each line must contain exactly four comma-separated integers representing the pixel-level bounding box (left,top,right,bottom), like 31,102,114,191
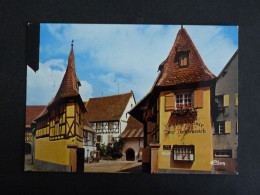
85,92,133,122
25,106,46,127
156,28,215,86
48,47,81,107
120,116,143,138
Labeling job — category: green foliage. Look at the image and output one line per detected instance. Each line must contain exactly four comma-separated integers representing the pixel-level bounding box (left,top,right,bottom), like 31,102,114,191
96,138,124,160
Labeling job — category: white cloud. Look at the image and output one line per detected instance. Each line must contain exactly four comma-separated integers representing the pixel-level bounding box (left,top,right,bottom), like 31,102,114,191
79,80,93,101
26,59,93,105
38,24,238,102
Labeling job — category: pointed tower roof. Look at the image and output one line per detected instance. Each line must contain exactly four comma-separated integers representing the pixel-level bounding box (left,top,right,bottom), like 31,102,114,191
47,41,85,111
156,27,215,86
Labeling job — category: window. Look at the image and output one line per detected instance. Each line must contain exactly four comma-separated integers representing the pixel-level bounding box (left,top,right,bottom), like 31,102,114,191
91,123,96,129
97,135,101,142
108,135,113,143
215,95,224,108
179,53,189,67
215,122,225,134
96,123,102,130
173,145,194,161
214,150,232,158
109,122,114,130
176,93,192,107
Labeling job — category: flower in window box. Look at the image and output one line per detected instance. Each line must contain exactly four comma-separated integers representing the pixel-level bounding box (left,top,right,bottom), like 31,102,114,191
169,105,197,124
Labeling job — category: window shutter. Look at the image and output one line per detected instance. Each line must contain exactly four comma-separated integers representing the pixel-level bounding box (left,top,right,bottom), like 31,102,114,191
165,93,175,111
235,93,238,106
194,90,203,108
225,121,231,133
100,135,103,143
236,121,238,134
224,94,229,107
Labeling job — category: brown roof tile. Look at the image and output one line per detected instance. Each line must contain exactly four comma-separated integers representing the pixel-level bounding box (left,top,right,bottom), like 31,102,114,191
25,106,46,127
48,47,81,107
156,28,215,86
85,92,133,122
120,116,143,138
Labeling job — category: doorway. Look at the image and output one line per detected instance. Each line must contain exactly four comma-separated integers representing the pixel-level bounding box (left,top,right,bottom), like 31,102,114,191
126,148,135,161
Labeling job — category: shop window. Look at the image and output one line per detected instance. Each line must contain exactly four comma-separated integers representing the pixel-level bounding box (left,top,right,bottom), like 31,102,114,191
215,122,225,134
176,93,192,108
173,145,194,161
214,150,232,158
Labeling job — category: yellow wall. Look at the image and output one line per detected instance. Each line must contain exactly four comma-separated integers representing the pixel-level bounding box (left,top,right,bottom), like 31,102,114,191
35,137,76,165
35,101,83,166
158,88,213,172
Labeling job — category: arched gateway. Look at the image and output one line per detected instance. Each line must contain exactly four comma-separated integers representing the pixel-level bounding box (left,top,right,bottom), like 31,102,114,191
125,148,135,161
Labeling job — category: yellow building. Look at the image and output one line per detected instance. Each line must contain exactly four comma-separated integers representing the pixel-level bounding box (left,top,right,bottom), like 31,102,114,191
130,27,216,174
33,42,88,172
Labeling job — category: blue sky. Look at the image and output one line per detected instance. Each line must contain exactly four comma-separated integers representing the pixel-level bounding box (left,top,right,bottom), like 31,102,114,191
26,24,238,105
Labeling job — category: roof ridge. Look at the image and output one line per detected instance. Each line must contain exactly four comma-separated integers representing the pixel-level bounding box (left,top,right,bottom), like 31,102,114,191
89,91,133,100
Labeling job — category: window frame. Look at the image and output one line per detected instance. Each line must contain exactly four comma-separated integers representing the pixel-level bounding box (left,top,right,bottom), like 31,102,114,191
177,51,190,68
175,93,192,108
214,121,225,134
214,150,232,158
173,145,195,162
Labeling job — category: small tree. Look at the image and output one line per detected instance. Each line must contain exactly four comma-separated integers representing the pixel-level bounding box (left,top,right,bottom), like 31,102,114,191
110,138,124,159
97,138,124,160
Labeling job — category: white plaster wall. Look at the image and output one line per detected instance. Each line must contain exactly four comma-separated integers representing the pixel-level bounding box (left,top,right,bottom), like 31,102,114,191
122,138,144,161
83,145,97,160
120,94,136,134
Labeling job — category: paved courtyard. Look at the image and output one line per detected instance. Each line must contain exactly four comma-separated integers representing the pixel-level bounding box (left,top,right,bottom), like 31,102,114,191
84,160,142,173
24,154,47,172
24,154,142,173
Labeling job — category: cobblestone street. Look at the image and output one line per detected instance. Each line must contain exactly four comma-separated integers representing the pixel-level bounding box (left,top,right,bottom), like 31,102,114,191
24,154,142,173
84,160,142,173
24,154,47,172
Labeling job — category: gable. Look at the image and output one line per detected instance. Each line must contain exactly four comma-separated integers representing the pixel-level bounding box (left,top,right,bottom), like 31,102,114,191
156,28,215,86
85,92,133,122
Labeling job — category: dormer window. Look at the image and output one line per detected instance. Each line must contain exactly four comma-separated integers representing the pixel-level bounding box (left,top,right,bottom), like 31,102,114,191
175,49,190,68
179,53,189,67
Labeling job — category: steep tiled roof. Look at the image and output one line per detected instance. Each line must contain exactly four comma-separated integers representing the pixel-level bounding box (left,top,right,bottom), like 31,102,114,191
156,27,215,86
85,92,133,122
25,106,46,127
120,116,143,138
48,47,81,108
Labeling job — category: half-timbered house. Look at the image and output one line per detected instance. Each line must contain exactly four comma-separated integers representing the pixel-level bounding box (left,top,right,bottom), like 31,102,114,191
85,92,136,147
33,42,90,172
129,27,216,173
25,106,45,145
